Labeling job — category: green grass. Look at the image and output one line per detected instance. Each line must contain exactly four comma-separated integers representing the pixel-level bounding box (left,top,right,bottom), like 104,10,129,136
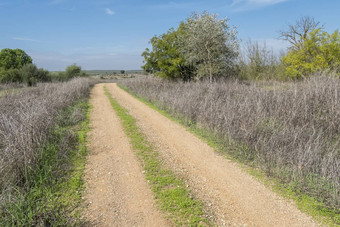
104,86,211,226
117,84,340,227
0,100,90,226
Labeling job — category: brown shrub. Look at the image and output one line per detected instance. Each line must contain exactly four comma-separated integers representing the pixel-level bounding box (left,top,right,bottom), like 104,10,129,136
0,78,91,198
119,76,340,209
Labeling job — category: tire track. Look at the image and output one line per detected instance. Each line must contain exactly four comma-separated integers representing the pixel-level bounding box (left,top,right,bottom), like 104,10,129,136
84,84,169,226
106,83,319,227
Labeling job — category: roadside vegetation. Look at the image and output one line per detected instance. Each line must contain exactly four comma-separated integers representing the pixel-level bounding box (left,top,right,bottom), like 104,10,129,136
0,78,91,226
104,87,211,226
120,12,340,225
143,14,339,82
119,75,340,224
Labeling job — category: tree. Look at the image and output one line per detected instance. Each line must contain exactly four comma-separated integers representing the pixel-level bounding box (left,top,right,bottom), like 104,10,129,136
120,70,125,74
179,12,239,82
0,48,32,70
279,16,322,51
142,12,239,82
282,29,340,79
142,27,194,81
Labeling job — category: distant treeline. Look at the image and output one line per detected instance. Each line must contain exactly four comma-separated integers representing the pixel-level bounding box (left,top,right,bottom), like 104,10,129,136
0,48,87,86
85,69,143,75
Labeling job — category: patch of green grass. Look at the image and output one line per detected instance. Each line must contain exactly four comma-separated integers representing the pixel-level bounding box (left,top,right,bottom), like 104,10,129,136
118,84,340,227
0,100,90,226
104,87,211,226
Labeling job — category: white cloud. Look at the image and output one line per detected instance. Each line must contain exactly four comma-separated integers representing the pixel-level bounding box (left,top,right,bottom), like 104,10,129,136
13,37,41,42
231,0,289,11
105,8,115,15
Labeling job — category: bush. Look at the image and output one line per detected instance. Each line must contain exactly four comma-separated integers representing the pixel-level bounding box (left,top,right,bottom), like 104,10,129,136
19,64,50,86
238,41,286,80
66,64,83,79
0,68,21,83
49,64,87,82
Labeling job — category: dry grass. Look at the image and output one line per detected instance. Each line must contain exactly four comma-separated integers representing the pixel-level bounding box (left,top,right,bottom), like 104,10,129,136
119,76,340,210
0,78,91,205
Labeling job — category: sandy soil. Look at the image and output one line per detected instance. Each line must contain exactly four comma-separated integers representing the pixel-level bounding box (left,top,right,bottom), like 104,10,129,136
104,83,320,227
84,84,169,227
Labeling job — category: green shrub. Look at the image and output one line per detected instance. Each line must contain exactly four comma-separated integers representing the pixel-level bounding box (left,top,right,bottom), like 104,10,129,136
0,68,21,83
19,64,50,86
238,41,287,81
66,64,82,79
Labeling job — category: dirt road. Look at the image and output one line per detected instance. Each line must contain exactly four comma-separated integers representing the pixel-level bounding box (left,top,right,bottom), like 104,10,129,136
84,84,169,226
102,83,319,227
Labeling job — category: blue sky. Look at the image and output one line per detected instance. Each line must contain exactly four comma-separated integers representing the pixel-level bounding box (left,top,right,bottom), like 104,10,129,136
0,0,339,70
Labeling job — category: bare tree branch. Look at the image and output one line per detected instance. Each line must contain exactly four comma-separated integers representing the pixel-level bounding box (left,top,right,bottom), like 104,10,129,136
279,16,323,50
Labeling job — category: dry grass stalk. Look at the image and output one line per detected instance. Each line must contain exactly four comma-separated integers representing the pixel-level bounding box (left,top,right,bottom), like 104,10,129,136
120,76,340,209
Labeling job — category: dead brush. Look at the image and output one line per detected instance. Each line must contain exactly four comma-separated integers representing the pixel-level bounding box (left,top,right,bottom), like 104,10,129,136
0,78,91,207
119,75,340,210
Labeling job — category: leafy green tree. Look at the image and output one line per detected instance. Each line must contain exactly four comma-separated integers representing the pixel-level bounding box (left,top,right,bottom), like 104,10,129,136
142,12,238,82
0,48,32,70
142,27,194,81
282,29,340,79
120,70,125,74
179,12,239,82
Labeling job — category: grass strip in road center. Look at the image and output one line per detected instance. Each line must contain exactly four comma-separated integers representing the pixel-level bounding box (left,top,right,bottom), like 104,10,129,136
104,86,211,226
